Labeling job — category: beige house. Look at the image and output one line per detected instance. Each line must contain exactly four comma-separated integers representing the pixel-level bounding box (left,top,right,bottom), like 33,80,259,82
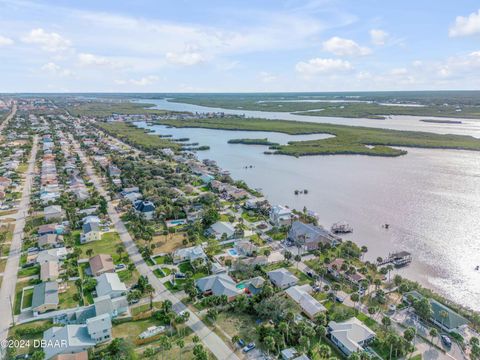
40,260,59,282
89,254,115,277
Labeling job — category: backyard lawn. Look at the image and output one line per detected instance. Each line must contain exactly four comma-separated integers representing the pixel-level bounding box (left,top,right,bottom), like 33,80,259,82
22,287,34,309
112,318,161,343
78,231,123,262
149,232,187,254
59,281,80,309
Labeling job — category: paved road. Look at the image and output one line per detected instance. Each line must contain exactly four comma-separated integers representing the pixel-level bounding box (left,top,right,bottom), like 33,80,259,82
0,135,38,359
0,103,16,134
72,139,240,360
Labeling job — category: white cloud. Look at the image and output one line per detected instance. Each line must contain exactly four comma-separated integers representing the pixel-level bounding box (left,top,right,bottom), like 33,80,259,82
165,50,206,66
77,53,121,68
115,75,159,86
295,58,352,77
259,71,277,83
22,28,71,52
41,62,72,76
0,35,14,46
322,36,371,56
449,9,480,37
370,29,389,46
390,67,408,76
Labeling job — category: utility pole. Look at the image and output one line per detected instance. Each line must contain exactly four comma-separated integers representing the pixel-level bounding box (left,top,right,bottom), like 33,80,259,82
9,295,15,327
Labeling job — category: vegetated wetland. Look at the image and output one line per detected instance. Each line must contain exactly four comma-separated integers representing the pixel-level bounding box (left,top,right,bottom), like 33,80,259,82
121,92,480,311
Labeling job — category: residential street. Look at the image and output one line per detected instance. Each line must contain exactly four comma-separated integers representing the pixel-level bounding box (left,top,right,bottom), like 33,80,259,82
72,138,241,360
0,135,38,357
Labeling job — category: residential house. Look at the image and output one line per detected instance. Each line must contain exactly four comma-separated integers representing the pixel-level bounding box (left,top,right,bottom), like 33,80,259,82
38,234,63,249
269,205,292,227
288,221,340,250
89,254,115,277
51,352,89,360
32,281,59,315
268,268,299,289
93,295,129,318
36,247,68,264
134,199,156,220
86,313,112,343
43,325,96,359
95,273,127,299
196,273,242,301
44,205,65,221
235,239,258,257
38,224,57,236
328,318,376,356
242,276,265,295
173,245,207,264
285,285,326,319
208,221,236,239
81,221,101,243
40,260,59,282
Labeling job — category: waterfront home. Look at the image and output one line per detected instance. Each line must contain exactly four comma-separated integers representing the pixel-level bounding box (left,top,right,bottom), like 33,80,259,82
32,281,59,315
267,268,299,289
328,318,375,356
95,273,127,299
43,205,65,221
288,221,340,250
40,260,59,282
269,205,293,227
235,239,258,257
89,254,115,277
173,245,207,264
81,221,101,243
402,291,469,331
93,295,129,318
134,199,156,220
285,284,326,319
43,325,96,359
430,299,469,331
196,273,242,301
208,221,236,239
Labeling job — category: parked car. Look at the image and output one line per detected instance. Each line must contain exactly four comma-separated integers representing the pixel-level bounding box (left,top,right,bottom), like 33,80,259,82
242,343,256,353
441,335,452,347
237,339,245,347
115,264,126,270
335,295,345,303
175,272,186,279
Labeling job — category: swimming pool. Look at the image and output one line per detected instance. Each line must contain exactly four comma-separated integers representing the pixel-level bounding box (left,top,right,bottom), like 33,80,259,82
227,248,239,256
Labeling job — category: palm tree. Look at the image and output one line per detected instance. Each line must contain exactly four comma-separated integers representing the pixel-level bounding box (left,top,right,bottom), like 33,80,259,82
176,339,185,360
144,284,154,309
439,310,449,329
350,293,360,310
429,328,438,347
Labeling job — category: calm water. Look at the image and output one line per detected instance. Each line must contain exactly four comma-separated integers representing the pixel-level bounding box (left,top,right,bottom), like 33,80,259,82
134,98,480,138
134,120,480,311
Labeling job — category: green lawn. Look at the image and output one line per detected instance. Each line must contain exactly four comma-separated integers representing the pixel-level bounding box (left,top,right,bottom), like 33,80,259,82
153,255,166,265
17,265,40,278
78,232,123,262
22,288,34,309
59,281,80,309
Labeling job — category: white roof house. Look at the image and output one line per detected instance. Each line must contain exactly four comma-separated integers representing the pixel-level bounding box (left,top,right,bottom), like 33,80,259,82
267,268,299,289
285,285,326,319
86,313,112,343
328,318,376,356
209,221,236,239
269,205,292,227
36,247,68,264
95,273,127,299
43,325,96,359
196,273,242,300
94,295,129,318
173,245,207,264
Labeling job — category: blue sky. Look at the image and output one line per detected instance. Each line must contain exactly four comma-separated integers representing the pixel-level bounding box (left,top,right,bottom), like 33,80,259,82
1,0,480,92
